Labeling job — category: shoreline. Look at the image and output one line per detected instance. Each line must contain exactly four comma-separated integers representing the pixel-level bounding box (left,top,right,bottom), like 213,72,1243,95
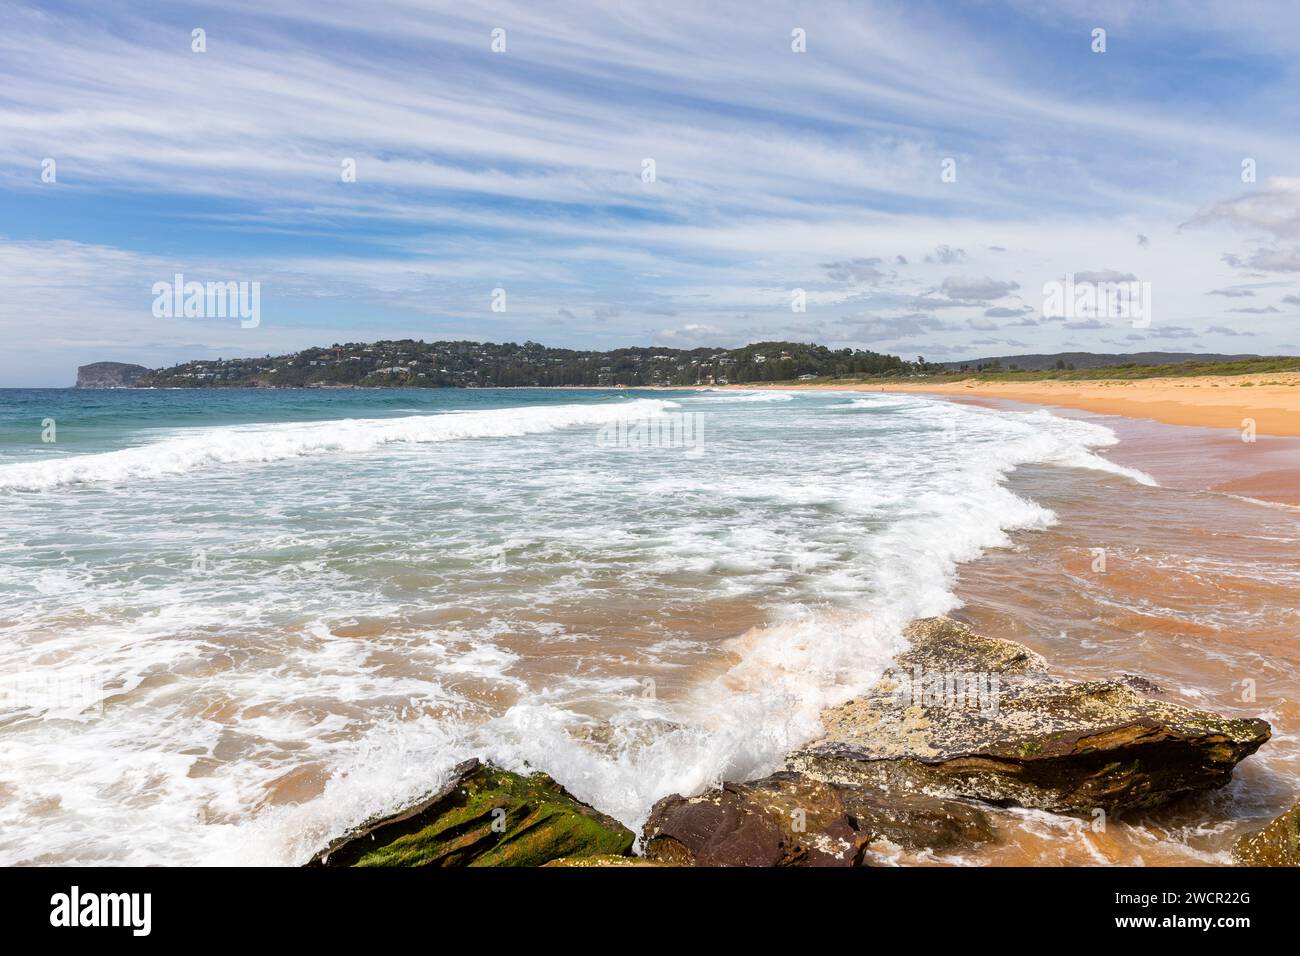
723,372,1300,437
722,375,1300,508
308,616,1283,867
939,422,1300,864
53,372,1300,440
946,393,1300,509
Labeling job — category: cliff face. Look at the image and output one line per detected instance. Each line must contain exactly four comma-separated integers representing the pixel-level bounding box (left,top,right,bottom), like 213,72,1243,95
75,362,149,388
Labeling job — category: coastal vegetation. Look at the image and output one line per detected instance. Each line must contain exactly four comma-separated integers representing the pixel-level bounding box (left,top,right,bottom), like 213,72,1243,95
134,339,909,388
783,354,1300,386
113,341,1300,390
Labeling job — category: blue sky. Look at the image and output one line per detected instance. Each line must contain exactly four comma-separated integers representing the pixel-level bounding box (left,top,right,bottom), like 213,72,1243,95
3,0,1300,385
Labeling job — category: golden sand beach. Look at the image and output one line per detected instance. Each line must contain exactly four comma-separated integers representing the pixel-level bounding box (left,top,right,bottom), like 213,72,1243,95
765,371,1300,437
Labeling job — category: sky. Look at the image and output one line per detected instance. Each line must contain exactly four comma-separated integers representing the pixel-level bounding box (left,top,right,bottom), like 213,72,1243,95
3,0,1300,386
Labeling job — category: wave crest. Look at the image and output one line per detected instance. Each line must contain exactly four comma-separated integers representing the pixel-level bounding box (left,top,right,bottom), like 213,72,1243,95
0,398,680,492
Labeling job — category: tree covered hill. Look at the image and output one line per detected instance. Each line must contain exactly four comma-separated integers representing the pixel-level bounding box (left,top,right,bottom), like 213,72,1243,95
136,339,911,388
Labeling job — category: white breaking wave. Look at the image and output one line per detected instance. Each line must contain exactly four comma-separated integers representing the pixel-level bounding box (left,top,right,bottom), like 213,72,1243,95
0,398,679,492
836,397,913,410
1007,408,1157,486
686,391,795,402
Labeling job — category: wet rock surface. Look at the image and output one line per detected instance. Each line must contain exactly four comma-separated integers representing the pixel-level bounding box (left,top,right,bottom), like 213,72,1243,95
838,787,996,851
643,771,871,867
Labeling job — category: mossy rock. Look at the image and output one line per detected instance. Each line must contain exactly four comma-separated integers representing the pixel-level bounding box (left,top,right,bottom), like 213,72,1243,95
306,758,634,867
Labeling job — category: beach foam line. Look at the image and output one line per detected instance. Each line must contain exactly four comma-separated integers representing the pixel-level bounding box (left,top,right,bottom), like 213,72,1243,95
0,398,680,492
1009,408,1158,486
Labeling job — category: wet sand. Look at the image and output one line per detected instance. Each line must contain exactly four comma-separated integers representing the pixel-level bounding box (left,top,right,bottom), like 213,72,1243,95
877,398,1300,865
952,394,1300,507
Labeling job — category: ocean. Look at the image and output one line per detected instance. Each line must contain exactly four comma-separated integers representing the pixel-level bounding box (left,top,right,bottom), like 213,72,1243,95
0,387,1293,866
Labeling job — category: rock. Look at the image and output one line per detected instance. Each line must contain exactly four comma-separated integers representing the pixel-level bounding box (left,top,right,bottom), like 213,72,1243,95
306,758,634,867
1232,801,1300,866
837,788,996,851
75,362,149,388
642,771,871,867
787,617,1270,815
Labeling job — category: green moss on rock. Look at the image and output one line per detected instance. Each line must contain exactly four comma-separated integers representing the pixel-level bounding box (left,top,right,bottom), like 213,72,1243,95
306,758,634,867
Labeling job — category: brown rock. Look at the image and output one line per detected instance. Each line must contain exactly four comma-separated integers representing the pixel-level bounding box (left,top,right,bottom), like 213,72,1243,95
838,787,996,851
643,771,870,867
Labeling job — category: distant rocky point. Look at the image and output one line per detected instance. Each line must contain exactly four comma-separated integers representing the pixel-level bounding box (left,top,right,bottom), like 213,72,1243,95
75,362,149,389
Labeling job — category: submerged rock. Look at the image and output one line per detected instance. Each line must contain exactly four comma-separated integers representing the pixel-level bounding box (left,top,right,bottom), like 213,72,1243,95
306,758,634,867
1232,800,1300,866
643,771,871,866
787,617,1270,815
